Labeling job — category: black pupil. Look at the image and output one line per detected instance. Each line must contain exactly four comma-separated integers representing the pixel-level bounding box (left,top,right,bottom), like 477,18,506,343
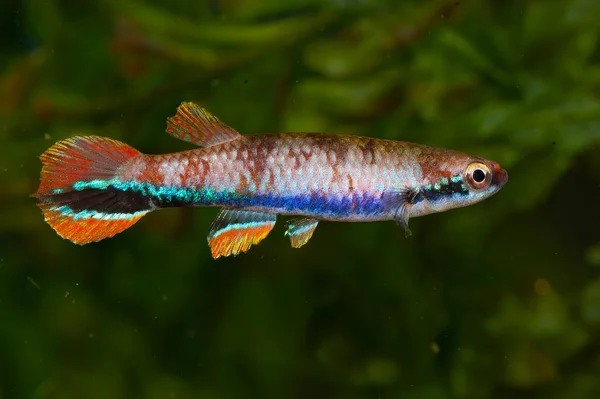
473,169,486,183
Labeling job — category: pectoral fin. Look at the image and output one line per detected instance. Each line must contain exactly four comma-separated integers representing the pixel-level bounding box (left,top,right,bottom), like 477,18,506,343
285,218,319,248
382,188,420,237
207,209,276,258
394,202,412,237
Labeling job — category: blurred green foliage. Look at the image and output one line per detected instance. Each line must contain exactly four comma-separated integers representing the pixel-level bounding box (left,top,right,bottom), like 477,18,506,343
1,0,600,398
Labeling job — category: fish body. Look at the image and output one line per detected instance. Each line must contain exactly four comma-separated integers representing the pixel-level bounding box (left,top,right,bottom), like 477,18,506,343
34,102,508,258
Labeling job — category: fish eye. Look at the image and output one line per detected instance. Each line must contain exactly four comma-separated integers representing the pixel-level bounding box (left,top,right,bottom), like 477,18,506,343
465,162,492,190
473,168,486,183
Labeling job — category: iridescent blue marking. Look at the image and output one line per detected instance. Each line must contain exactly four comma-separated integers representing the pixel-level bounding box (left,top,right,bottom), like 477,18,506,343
421,175,469,202
52,188,64,194
73,180,110,191
71,178,386,219
73,178,232,204
211,221,274,238
51,205,148,221
292,224,314,235
285,221,318,238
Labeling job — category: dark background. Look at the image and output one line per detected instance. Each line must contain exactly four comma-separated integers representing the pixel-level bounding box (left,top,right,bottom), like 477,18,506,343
1,0,600,398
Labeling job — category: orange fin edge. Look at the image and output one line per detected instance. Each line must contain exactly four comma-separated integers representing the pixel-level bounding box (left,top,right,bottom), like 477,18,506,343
166,102,242,147
207,209,276,258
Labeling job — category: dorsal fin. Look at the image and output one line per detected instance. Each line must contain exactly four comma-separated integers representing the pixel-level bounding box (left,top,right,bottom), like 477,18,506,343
166,102,242,147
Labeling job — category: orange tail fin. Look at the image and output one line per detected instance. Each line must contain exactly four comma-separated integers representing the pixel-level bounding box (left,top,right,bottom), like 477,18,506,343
33,135,151,245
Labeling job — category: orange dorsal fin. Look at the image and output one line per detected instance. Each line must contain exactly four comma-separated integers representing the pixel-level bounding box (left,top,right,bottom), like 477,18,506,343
166,102,242,147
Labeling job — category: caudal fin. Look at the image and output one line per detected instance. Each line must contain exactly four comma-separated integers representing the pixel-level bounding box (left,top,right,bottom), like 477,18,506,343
34,135,152,245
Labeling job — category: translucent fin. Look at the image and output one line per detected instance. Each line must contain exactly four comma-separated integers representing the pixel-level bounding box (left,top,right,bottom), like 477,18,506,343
166,102,242,147
33,135,151,244
381,187,420,237
207,209,276,259
285,218,319,248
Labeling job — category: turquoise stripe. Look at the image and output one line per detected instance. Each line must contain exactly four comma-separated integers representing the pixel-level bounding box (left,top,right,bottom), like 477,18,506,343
285,222,317,237
52,205,148,221
72,178,240,204
68,178,386,219
210,221,275,239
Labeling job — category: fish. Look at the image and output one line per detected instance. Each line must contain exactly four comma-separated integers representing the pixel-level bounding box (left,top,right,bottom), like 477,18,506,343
33,102,508,258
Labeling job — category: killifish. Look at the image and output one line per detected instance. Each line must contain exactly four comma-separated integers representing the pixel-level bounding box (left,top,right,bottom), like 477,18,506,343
34,102,508,258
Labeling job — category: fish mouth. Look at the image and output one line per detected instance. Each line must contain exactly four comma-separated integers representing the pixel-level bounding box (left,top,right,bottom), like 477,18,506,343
492,164,508,188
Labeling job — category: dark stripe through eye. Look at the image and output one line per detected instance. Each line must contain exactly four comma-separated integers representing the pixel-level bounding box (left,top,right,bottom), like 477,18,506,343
420,176,469,202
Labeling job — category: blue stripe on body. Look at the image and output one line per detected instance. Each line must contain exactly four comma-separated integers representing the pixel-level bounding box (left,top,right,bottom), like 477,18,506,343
71,179,387,219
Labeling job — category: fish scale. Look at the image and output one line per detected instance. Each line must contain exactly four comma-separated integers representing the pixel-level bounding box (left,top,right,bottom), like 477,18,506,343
135,134,435,218
34,102,508,258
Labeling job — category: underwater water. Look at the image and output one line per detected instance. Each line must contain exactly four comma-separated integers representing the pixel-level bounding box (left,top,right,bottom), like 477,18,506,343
1,0,600,398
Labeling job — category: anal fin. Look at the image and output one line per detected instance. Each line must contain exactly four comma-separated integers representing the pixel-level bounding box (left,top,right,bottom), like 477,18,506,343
285,218,319,248
207,209,276,259
166,102,242,147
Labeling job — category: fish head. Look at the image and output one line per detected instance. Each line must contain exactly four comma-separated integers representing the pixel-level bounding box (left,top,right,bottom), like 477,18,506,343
409,154,508,217
460,157,508,197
